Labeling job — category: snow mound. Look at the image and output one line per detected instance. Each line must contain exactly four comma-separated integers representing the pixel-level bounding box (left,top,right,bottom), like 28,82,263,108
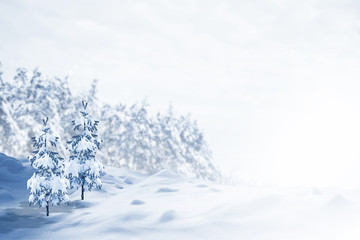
0,153,25,182
159,210,176,222
156,187,179,193
326,194,350,207
0,190,14,203
153,169,180,179
130,200,145,205
0,153,32,209
312,188,322,195
2,156,360,240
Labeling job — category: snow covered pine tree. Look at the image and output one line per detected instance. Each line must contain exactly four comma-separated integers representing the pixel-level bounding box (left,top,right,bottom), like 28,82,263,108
27,117,69,216
65,101,105,200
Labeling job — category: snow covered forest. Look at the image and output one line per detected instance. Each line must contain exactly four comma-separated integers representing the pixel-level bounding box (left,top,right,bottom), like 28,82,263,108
0,63,221,182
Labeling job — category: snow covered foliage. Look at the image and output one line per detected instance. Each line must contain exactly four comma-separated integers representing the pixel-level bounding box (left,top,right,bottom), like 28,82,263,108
0,64,25,155
65,101,105,200
0,67,73,156
154,106,219,181
99,102,221,181
27,118,69,216
0,64,221,181
117,100,156,172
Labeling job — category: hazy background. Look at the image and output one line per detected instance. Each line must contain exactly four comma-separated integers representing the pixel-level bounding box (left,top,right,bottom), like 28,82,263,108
1,0,360,188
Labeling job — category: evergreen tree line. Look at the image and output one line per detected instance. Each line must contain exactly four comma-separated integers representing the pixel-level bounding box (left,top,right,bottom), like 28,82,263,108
0,63,221,181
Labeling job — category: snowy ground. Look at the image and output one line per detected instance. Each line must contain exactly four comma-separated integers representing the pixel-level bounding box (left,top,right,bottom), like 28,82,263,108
1,153,360,240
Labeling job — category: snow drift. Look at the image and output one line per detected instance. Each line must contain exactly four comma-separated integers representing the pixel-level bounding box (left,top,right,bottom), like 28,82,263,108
0,153,32,208
1,153,360,240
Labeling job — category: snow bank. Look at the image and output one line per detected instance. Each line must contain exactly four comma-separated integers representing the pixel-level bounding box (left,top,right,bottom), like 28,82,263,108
1,155,360,240
0,153,32,208
0,153,25,182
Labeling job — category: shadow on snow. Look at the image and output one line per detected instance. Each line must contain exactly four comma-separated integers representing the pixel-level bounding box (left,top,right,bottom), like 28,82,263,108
0,200,91,234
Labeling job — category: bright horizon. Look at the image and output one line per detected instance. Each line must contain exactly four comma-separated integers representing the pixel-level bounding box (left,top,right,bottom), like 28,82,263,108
1,0,360,188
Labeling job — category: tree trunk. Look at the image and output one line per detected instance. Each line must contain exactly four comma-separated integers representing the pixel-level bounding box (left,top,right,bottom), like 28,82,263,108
46,201,49,216
81,184,84,200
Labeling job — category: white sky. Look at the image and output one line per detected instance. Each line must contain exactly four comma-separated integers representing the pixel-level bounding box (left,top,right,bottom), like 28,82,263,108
1,0,360,188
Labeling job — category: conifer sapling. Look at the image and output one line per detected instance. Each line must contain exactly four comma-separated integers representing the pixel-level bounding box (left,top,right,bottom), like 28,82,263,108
27,117,69,216
65,101,105,200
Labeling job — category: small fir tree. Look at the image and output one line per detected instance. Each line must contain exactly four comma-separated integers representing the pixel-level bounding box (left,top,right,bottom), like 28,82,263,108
27,117,69,216
65,101,105,200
